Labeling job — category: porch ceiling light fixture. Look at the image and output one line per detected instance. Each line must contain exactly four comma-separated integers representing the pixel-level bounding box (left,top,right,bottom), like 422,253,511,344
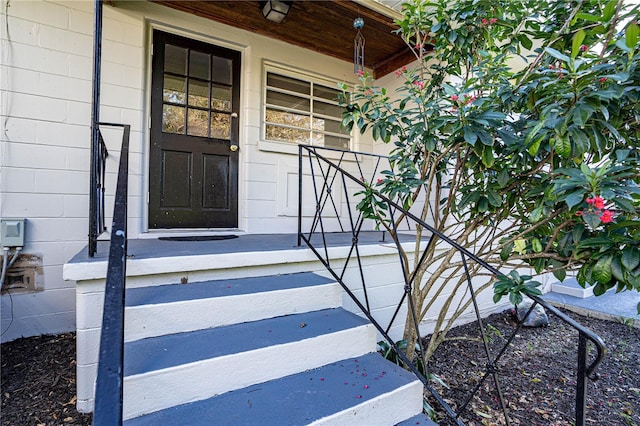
261,0,293,23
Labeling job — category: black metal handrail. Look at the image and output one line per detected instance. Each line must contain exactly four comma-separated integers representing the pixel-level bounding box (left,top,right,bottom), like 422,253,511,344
93,123,130,426
298,144,606,426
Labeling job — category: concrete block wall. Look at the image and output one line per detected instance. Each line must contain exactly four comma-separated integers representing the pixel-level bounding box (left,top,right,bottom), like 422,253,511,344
0,0,372,341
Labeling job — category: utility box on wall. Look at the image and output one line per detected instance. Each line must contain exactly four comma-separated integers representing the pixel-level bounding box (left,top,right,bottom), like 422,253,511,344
1,219,26,248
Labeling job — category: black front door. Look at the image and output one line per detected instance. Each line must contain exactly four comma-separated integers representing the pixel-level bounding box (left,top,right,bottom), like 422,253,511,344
149,30,240,229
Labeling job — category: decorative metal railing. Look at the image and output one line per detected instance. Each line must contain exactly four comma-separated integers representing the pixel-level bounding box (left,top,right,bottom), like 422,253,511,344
93,123,130,426
89,128,109,257
298,145,606,426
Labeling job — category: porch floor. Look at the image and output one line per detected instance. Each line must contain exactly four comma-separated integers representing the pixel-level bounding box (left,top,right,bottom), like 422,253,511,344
69,231,396,263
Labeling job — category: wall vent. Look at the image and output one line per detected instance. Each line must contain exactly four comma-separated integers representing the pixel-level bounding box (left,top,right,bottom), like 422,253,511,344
1,254,43,294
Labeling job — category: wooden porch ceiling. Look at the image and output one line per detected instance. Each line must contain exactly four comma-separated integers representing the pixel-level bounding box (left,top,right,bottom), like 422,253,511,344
149,0,418,78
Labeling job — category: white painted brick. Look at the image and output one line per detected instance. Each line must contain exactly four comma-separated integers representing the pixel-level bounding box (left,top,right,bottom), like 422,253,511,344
246,199,277,217
102,16,125,43
26,218,88,242
76,363,97,409
65,99,91,126
0,167,36,193
68,7,93,35
101,84,142,110
2,141,66,169
75,279,106,295
65,147,90,171
67,53,92,79
121,22,143,48
37,21,93,57
6,16,41,46
3,286,75,315
76,290,104,330
102,39,142,68
246,181,276,201
1,193,64,217
11,91,67,122
76,327,101,365
35,169,87,194
39,72,92,103
2,65,39,95
121,64,143,89
63,194,89,217
6,1,69,29
63,241,86,263
9,43,70,76
36,121,89,148
0,309,75,343
4,117,37,143
32,241,67,266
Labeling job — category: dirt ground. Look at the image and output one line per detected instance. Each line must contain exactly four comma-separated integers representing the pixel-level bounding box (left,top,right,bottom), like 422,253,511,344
1,308,638,426
425,308,640,425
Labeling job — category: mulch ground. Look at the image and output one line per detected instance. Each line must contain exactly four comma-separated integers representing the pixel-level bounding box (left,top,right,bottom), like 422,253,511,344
0,308,638,425
425,308,640,425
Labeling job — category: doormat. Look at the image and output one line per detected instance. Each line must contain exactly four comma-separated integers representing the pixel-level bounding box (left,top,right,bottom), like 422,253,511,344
158,235,239,242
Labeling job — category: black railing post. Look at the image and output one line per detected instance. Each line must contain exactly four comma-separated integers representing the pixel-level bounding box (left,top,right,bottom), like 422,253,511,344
89,0,103,257
576,333,588,426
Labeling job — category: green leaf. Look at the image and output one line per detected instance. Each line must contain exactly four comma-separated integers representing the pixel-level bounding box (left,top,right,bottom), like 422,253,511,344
497,169,509,188
552,267,566,281
592,255,613,284
482,146,495,168
571,29,586,59
464,127,478,145
621,247,640,271
532,238,543,253
565,191,585,209
554,132,571,158
603,0,617,22
611,256,625,282
545,47,570,63
500,241,514,261
626,23,639,49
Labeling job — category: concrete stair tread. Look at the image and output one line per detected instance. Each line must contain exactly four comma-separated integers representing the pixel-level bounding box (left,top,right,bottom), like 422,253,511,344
124,352,423,426
125,272,334,306
124,308,369,376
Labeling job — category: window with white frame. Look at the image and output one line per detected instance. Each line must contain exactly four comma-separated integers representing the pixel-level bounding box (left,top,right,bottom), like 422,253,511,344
264,70,351,149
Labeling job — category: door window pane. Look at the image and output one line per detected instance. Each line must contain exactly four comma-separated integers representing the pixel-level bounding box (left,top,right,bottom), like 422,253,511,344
165,44,187,75
188,79,209,108
187,109,209,137
163,75,186,104
210,113,230,140
212,56,232,85
189,50,210,80
163,105,185,134
314,101,342,117
211,86,232,111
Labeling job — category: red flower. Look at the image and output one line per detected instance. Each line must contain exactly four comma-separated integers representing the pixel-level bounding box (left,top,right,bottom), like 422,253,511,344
414,80,425,90
593,196,605,210
575,211,584,216
481,18,488,25
600,210,614,223
599,77,607,83
489,18,498,24
579,44,588,52
451,94,459,102
376,178,383,185
356,70,366,77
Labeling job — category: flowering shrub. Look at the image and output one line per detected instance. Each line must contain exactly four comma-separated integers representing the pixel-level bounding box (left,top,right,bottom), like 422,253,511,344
340,0,640,357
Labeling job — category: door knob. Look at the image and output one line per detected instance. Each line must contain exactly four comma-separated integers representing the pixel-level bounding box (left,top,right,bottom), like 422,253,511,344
231,112,238,118
230,144,239,152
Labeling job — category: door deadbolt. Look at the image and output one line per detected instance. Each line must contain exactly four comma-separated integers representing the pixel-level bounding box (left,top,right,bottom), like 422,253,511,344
230,144,239,152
